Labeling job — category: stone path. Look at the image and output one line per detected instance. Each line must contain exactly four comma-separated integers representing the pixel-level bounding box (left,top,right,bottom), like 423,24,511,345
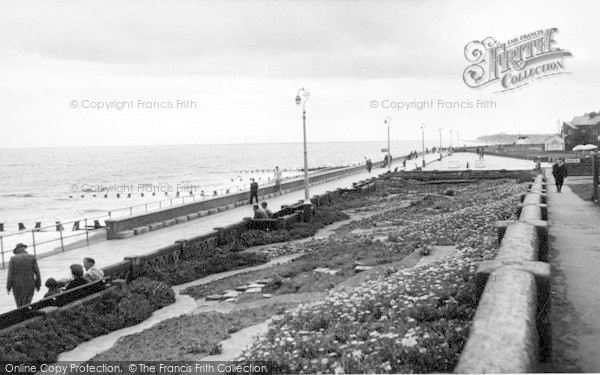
57,253,302,362
547,170,600,372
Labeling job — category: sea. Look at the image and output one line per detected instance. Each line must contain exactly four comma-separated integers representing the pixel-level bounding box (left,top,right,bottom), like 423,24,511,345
0,140,442,233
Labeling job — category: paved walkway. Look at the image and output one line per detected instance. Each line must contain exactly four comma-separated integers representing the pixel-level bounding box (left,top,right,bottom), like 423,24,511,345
547,170,600,372
0,153,443,313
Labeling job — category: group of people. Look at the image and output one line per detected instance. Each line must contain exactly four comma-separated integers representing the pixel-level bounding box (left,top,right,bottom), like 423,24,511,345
552,159,568,193
249,166,283,205
475,147,486,160
6,242,104,307
252,201,274,219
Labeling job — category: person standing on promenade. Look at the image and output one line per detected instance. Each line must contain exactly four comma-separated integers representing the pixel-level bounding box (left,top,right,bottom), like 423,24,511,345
6,243,41,307
553,159,568,193
249,178,259,204
274,167,282,195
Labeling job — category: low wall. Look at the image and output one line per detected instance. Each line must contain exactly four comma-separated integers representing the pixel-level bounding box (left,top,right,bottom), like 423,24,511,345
455,175,550,373
105,164,368,239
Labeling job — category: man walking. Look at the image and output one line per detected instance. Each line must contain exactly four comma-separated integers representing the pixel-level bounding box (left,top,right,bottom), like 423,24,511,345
552,159,568,192
274,167,282,195
249,178,259,204
6,243,41,307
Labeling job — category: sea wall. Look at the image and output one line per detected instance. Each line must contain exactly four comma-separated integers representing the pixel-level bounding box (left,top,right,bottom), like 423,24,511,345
455,174,550,373
104,164,368,239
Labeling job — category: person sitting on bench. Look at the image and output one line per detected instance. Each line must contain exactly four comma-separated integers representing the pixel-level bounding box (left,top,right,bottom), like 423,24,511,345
44,278,62,298
260,202,274,218
65,264,87,290
83,257,104,282
253,204,268,219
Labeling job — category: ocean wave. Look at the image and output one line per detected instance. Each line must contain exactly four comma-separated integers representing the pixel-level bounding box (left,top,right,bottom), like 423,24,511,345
1,193,35,198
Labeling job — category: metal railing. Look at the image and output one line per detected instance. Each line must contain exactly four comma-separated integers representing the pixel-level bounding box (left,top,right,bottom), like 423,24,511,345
0,215,109,269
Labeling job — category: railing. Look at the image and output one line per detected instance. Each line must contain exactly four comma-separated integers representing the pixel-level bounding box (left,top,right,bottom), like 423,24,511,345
104,166,361,219
0,216,108,269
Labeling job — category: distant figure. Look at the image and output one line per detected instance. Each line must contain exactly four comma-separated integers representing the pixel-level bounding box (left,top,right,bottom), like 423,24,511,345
83,257,104,282
44,278,62,298
402,159,407,169
249,178,259,204
552,159,568,193
253,204,268,219
261,202,274,218
65,264,87,290
6,243,41,307
274,167,283,194
366,158,372,173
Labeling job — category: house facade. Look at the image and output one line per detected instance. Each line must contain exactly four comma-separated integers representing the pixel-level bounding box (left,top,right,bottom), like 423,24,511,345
544,134,565,151
562,112,600,150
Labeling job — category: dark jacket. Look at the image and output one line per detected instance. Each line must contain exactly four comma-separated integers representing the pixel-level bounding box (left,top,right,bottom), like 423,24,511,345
250,182,259,193
65,277,87,290
7,252,41,306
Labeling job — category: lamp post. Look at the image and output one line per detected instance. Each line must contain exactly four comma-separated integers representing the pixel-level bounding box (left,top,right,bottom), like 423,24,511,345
421,124,426,168
457,131,460,148
295,88,310,202
449,129,453,149
438,128,443,158
384,116,392,171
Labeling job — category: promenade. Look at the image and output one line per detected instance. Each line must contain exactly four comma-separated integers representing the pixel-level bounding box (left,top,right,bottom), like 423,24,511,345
548,171,600,372
0,153,441,313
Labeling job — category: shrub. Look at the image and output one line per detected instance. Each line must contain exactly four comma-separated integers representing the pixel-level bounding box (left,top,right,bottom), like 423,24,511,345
129,277,176,309
0,279,174,364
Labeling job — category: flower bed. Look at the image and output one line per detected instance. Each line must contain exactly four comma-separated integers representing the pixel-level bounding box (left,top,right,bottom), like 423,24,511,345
0,278,175,363
238,180,525,373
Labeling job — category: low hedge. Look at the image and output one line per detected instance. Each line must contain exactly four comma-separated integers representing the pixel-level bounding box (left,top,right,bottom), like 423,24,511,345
0,279,175,363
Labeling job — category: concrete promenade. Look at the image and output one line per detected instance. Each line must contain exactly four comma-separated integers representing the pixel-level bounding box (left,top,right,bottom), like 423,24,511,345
547,171,600,372
0,152,442,313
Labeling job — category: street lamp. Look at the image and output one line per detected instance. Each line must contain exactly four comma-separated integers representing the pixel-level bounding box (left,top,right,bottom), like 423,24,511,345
421,124,426,167
457,131,460,148
384,116,392,171
295,88,310,202
438,128,443,158
449,129,453,149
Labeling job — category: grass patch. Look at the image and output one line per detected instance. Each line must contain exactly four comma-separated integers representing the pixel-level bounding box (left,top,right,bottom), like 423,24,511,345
568,182,596,202
90,304,293,361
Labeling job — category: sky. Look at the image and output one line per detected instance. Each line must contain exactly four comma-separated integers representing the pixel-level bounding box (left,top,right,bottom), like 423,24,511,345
0,0,598,148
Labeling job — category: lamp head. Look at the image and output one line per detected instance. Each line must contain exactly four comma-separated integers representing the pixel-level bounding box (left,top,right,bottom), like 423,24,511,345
295,95,301,105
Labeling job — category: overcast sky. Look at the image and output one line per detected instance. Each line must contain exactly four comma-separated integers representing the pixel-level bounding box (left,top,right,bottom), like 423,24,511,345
0,0,598,147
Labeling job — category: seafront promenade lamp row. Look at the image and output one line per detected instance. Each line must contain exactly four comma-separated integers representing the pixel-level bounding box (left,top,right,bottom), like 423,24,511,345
384,116,392,171
295,87,310,202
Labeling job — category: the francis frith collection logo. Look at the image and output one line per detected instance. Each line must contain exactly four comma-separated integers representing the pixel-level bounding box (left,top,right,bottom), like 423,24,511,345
463,28,572,92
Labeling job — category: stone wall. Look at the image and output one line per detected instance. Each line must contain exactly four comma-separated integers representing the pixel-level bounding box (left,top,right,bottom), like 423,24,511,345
455,175,550,373
105,164,368,239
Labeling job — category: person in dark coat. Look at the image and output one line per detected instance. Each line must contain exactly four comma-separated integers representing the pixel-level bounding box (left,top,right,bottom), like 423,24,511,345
6,243,41,307
552,159,568,192
65,264,87,290
249,178,259,204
